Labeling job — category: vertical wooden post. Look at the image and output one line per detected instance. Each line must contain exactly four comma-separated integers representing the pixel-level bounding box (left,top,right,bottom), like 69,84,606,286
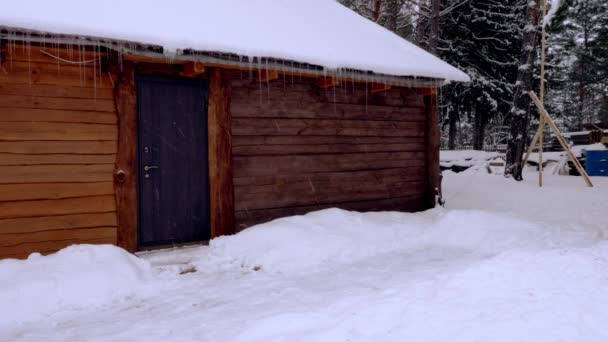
424,91,440,209
208,68,236,238
113,62,138,252
538,0,548,187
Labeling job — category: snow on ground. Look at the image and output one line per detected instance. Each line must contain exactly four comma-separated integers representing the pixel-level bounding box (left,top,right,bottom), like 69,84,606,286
1,167,608,341
440,150,501,168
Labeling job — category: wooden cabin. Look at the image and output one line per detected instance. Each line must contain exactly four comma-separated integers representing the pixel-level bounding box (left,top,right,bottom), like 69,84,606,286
0,1,468,259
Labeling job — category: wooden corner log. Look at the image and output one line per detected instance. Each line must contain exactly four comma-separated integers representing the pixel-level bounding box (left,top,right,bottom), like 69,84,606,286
528,91,593,187
424,93,440,208
208,68,236,238
113,62,139,252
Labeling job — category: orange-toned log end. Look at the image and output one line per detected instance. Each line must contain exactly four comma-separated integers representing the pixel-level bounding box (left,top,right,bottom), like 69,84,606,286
416,87,438,96
181,62,206,76
371,83,391,93
318,76,338,88
257,69,279,82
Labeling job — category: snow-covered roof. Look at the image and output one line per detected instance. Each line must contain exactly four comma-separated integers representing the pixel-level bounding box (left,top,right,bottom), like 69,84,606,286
0,0,470,83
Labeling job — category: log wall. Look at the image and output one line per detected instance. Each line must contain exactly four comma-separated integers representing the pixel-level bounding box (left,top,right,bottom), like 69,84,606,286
229,73,430,230
0,44,118,258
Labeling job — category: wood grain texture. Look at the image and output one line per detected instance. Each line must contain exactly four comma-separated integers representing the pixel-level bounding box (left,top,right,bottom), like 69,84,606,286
0,44,119,258
113,62,138,253
208,68,236,238
0,182,114,201
0,107,117,124
233,153,425,177
0,164,114,184
0,227,117,247
0,195,116,219
0,153,116,165
235,195,426,230
0,94,115,112
0,141,117,154
0,122,117,141
229,74,429,229
0,212,118,235
232,135,424,147
0,83,114,99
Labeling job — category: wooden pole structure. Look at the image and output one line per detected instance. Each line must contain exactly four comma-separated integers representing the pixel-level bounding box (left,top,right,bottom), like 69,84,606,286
538,0,547,187
529,91,594,187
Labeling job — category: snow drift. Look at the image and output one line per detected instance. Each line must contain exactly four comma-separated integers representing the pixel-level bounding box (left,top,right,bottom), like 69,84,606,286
0,244,151,327
204,208,561,274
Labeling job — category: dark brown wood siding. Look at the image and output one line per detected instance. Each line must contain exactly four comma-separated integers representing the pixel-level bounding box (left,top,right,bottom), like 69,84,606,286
229,73,430,230
0,45,118,258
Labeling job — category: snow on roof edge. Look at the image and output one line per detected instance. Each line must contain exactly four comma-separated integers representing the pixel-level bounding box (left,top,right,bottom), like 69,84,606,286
0,0,470,83
0,28,451,87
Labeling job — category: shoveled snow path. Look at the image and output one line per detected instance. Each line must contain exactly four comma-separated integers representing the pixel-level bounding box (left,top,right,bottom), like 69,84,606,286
2,172,608,341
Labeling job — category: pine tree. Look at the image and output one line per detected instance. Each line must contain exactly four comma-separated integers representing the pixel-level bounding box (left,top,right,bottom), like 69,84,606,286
545,0,608,128
439,0,524,149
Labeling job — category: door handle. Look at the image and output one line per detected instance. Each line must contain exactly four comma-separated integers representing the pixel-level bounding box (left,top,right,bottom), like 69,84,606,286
144,165,159,171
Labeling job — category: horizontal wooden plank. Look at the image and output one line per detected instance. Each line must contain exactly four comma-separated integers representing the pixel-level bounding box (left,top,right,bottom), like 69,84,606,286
234,117,425,130
0,122,117,141
232,118,426,137
0,94,115,112
229,77,424,107
321,86,425,107
0,107,117,124
0,83,114,99
234,194,426,230
0,153,116,165
230,101,426,121
2,60,106,79
2,45,106,63
0,65,113,88
0,182,114,201
235,179,425,211
0,227,117,247
233,152,426,177
0,164,114,183
232,135,424,147
0,141,117,154
233,143,425,156
0,236,116,259
0,212,118,235
0,195,116,219
234,167,426,187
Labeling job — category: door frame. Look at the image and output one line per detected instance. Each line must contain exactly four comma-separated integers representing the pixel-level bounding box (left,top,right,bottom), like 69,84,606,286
113,63,235,252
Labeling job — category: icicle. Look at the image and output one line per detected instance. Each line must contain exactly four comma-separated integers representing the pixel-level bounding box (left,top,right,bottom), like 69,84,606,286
365,80,368,114
257,58,263,106
26,35,32,87
265,58,270,105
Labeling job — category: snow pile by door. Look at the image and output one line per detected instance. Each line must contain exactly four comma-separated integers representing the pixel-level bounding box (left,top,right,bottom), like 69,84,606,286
0,245,151,327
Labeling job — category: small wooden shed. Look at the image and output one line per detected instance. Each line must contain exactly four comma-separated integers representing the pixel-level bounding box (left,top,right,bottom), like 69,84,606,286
0,0,468,258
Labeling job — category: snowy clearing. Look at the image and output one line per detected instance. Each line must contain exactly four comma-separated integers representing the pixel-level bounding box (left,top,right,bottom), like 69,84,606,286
1,168,607,341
